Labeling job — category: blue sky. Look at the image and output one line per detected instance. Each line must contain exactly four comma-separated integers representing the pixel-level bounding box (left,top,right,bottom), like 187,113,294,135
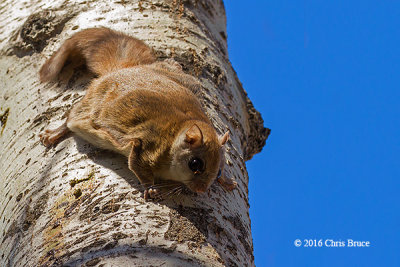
225,1,400,266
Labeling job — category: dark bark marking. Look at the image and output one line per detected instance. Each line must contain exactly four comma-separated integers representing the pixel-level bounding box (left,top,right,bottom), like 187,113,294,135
8,9,76,57
164,206,210,245
0,108,9,135
23,192,49,231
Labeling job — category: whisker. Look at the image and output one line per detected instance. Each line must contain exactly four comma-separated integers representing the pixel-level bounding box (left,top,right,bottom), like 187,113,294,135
161,186,181,196
175,187,183,197
158,185,183,199
140,181,181,188
148,183,182,189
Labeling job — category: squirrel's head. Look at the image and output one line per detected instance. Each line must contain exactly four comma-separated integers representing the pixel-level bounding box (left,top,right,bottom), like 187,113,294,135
169,121,229,193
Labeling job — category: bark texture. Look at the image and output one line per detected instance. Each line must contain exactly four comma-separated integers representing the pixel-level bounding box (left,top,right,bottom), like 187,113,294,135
0,0,269,266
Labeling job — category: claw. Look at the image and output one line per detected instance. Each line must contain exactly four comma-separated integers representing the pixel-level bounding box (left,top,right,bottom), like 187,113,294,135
39,123,69,147
217,177,237,191
144,187,161,201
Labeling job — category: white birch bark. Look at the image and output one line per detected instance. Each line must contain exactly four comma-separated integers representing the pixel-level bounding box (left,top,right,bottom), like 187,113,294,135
0,0,269,266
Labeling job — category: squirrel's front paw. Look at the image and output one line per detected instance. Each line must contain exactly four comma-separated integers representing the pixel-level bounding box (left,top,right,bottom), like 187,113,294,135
144,187,161,201
217,177,238,191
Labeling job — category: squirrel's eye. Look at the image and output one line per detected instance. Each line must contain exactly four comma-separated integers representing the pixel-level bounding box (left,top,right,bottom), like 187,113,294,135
188,158,204,174
217,169,222,179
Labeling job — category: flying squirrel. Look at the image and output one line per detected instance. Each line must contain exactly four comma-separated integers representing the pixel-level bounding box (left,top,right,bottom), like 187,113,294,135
39,27,237,200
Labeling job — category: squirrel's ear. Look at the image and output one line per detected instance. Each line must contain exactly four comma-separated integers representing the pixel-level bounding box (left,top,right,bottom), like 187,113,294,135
219,131,229,146
185,124,203,148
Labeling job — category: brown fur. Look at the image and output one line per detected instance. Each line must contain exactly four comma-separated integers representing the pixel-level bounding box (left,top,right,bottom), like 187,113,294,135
39,27,155,82
39,27,236,199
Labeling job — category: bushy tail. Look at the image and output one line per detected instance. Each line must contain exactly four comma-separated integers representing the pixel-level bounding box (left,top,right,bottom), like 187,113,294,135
39,27,156,82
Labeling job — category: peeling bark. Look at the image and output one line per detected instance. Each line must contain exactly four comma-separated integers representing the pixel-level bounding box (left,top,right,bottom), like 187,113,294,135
0,0,269,266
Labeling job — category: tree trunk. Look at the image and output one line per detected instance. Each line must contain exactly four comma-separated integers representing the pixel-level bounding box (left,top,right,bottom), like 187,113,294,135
0,1,269,266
